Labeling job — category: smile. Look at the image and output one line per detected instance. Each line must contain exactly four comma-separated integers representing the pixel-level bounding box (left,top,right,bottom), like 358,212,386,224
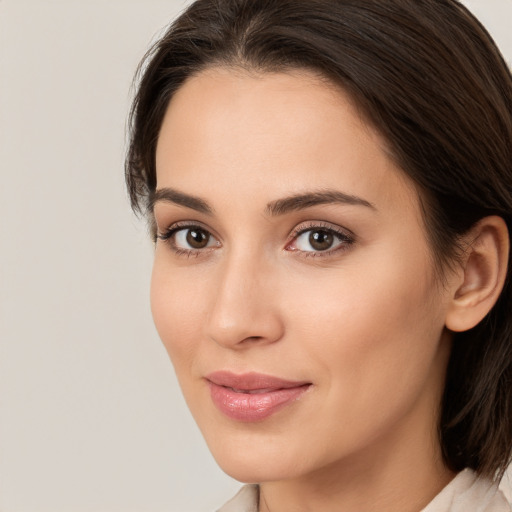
205,371,311,422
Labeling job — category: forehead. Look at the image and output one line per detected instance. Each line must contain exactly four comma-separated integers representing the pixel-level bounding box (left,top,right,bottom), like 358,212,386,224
154,67,421,222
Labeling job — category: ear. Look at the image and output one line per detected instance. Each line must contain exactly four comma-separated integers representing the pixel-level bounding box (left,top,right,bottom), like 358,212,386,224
445,216,509,333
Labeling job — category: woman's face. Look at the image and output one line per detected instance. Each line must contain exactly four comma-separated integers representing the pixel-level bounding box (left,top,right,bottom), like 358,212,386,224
151,68,454,483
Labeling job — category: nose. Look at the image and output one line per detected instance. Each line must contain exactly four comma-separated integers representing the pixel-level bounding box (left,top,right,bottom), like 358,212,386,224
205,252,285,349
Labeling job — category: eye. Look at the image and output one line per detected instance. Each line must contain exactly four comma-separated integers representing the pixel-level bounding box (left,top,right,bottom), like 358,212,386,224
296,229,337,251
157,224,220,253
175,227,215,249
286,224,354,255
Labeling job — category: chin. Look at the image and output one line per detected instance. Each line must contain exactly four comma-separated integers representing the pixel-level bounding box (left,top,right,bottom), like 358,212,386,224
201,428,312,484
214,453,296,484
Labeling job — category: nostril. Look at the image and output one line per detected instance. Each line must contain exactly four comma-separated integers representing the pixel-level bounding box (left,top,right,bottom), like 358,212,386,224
243,336,265,343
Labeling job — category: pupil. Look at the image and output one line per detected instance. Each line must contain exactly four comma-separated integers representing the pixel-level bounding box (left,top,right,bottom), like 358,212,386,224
186,228,209,249
309,230,333,251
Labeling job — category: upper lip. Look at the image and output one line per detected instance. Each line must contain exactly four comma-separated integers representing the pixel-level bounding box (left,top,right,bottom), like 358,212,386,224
205,371,311,391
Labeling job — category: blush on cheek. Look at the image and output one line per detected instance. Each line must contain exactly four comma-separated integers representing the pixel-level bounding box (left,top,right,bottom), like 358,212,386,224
151,272,205,366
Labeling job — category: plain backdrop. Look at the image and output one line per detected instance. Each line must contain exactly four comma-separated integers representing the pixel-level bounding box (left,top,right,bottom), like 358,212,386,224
0,1,511,511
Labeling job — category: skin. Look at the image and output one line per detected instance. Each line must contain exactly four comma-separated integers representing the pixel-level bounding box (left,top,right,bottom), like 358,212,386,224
151,67,462,512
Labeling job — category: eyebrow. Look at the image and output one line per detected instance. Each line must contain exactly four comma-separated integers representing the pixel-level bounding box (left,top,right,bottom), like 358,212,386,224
150,187,375,216
266,190,376,216
149,187,213,215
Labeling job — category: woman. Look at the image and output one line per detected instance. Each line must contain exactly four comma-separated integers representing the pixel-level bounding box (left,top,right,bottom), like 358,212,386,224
125,0,512,510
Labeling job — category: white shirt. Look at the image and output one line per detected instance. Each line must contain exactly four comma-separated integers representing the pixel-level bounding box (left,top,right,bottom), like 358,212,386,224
217,469,511,512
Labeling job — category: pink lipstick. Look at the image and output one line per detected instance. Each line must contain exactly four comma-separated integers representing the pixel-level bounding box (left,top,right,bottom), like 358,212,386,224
206,371,311,422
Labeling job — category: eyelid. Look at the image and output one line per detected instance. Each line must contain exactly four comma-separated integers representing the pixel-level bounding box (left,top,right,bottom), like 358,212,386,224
157,220,218,240
291,220,355,239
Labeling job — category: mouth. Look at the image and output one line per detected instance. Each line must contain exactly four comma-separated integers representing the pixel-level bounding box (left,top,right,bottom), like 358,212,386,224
205,371,312,422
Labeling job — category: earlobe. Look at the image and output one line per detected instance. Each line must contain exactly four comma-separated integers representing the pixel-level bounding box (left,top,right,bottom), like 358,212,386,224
445,216,509,333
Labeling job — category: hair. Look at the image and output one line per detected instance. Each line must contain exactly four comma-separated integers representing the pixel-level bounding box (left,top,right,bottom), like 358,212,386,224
125,0,512,479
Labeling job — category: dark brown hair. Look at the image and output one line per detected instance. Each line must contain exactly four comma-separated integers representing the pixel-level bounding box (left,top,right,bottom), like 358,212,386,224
126,0,512,478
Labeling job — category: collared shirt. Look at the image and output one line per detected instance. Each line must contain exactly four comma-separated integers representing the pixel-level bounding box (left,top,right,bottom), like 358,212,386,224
217,469,511,512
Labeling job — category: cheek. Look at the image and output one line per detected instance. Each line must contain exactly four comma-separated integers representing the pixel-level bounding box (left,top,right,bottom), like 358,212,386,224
150,255,206,366
269,259,446,467
286,245,446,403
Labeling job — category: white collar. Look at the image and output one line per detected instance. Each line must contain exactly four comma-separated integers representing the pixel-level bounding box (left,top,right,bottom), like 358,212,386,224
217,470,510,512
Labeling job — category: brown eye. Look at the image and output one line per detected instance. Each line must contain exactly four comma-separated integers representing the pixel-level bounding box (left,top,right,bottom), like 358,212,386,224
308,230,334,251
185,228,211,249
159,225,219,251
288,225,353,255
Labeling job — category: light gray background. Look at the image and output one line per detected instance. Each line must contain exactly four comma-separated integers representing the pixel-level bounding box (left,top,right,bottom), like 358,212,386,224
0,1,511,511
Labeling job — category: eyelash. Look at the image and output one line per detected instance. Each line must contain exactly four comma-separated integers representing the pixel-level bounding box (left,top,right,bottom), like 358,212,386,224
156,221,355,259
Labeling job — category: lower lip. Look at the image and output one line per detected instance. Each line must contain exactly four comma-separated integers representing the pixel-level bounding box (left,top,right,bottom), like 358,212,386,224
207,382,310,422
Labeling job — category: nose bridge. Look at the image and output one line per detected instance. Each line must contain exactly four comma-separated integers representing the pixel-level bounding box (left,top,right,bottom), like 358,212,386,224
205,245,283,348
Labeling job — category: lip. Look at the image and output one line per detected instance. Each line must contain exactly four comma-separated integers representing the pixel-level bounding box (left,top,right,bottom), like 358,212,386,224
205,371,311,422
